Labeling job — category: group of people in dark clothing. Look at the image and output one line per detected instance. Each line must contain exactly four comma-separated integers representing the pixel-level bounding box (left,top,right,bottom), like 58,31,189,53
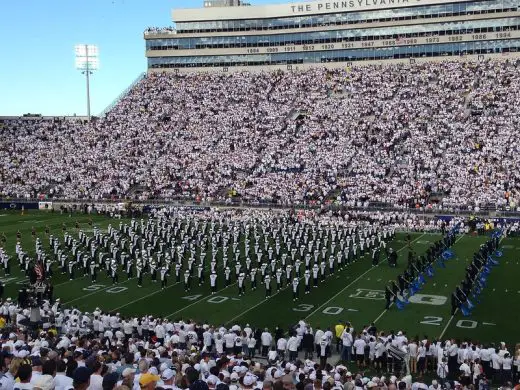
385,230,458,310
451,234,501,315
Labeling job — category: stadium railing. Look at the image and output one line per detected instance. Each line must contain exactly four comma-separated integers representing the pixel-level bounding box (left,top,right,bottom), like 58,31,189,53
98,72,147,118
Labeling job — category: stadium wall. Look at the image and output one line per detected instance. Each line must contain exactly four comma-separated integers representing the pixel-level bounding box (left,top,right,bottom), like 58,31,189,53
7,198,519,218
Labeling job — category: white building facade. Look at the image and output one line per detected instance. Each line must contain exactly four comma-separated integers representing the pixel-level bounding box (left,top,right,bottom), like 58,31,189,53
144,0,520,72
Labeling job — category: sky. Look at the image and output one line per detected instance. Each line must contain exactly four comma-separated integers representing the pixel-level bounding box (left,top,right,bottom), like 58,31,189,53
0,0,287,117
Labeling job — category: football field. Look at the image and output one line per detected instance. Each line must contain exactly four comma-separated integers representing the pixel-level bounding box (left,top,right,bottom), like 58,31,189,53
0,210,518,346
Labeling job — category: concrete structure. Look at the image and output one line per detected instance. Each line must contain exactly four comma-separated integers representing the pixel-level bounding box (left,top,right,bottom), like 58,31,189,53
144,0,520,72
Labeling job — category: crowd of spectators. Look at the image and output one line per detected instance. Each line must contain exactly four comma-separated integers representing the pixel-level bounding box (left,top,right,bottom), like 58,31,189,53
1,60,520,210
0,306,519,390
144,27,176,35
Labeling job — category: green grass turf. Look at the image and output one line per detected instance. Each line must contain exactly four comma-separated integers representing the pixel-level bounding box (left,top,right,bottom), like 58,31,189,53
0,211,517,346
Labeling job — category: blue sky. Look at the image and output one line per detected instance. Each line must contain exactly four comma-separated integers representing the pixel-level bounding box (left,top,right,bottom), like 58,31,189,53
0,0,286,117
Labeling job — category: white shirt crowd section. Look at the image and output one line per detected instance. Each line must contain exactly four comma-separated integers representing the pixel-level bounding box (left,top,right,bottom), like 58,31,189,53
1,61,520,210
0,306,519,390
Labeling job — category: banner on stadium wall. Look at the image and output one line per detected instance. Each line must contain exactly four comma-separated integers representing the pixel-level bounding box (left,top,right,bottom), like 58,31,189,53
38,201,53,210
0,202,39,210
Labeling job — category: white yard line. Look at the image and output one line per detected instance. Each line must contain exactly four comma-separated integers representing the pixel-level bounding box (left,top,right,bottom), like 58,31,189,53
111,260,230,311
224,280,295,325
224,235,421,326
111,278,188,311
439,313,456,339
373,233,467,324
226,233,431,326
305,233,428,320
438,234,505,338
374,303,393,324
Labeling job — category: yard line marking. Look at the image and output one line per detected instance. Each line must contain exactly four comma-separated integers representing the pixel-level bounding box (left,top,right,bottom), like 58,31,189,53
111,260,231,311
437,235,474,338
108,233,255,311
305,269,377,320
305,233,427,320
0,277,25,286
224,235,420,326
374,303,393,323
373,233,466,325
439,313,456,339
224,282,287,325
54,279,79,287
111,278,187,312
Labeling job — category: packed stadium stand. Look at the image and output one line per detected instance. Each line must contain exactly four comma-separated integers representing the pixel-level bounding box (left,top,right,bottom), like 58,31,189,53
1,60,519,210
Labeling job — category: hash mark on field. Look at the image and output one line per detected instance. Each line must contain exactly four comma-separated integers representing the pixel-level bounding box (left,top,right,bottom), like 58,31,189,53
377,279,381,282
367,277,371,281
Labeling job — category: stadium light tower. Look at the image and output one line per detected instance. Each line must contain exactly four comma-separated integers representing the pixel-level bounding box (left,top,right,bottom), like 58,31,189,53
75,44,99,121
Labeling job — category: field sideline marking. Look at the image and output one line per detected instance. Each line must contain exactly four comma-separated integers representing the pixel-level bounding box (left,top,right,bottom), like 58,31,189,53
304,233,428,320
373,233,466,324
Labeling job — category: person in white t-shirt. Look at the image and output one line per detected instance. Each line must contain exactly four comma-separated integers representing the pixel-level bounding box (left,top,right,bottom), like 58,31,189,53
13,364,32,390
276,336,287,360
353,334,367,368
501,352,513,385
409,340,418,374
459,360,471,386
87,361,106,390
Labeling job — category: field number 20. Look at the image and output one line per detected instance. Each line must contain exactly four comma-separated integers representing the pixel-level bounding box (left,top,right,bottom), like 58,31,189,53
420,316,478,329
